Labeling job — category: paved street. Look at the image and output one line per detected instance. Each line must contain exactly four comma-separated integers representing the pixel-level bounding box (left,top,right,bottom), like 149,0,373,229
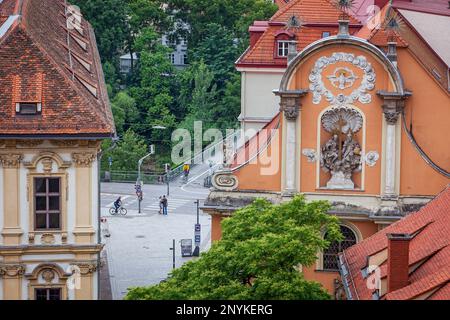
100,171,212,300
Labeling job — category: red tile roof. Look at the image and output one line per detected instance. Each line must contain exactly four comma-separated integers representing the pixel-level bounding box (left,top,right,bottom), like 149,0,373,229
237,0,362,67
340,186,450,300
270,0,360,24
355,3,408,47
0,0,115,137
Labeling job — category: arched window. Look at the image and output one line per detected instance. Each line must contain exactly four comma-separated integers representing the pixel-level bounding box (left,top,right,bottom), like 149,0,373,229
323,225,357,271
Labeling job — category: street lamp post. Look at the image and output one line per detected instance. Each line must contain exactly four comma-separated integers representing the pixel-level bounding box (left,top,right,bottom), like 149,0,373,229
164,163,171,196
137,144,155,214
169,239,176,270
192,200,201,257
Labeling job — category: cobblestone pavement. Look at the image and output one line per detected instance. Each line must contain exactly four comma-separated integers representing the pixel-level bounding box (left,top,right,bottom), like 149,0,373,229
100,181,211,300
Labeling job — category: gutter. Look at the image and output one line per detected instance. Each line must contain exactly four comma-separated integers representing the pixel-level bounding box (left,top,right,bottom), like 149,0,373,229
338,251,359,300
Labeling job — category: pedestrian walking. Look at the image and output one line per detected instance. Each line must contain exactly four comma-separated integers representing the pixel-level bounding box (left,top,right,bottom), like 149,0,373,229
162,195,168,215
159,196,163,214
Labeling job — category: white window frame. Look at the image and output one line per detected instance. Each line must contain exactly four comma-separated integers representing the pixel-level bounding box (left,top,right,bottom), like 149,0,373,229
277,40,290,57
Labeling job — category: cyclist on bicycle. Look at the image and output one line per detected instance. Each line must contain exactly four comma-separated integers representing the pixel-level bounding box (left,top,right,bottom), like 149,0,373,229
183,163,190,181
113,197,122,214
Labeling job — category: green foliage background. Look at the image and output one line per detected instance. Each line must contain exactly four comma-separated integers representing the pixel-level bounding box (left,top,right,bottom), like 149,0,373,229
72,0,278,172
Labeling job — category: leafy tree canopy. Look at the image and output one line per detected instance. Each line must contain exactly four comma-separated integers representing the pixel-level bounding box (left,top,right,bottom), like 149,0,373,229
125,196,343,300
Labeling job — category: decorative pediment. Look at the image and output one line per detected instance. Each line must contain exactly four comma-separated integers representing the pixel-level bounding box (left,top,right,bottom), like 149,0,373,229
24,152,71,171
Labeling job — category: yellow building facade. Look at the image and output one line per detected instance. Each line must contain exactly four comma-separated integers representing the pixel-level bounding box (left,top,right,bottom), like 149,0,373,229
0,0,115,300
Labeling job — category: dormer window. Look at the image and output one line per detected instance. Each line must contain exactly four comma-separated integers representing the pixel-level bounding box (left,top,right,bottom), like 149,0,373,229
16,103,42,115
274,30,296,58
277,40,290,57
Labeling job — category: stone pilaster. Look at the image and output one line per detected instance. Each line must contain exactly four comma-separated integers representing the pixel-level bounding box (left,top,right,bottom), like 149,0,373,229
71,261,97,300
0,264,26,300
377,91,411,204
274,90,308,195
72,152,96,243
0,154,24,245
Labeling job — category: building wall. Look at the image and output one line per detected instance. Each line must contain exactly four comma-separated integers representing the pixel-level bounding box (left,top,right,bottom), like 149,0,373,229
397,49,450,196
239,69,284,134
0,140,102,300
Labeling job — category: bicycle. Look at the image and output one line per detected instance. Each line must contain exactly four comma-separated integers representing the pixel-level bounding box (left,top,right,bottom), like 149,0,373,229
109,205,127,216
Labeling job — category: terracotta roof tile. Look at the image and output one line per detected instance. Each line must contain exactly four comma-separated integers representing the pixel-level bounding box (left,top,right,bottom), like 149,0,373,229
271,0,360,24
0,0,114,137
340,186,450,300
355,4,408,47
237,0,362,67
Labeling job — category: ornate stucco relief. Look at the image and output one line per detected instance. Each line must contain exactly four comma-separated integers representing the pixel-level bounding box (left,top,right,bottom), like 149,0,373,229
309,52,376,106
212,171,239,192
364,151,380,167
320,107,363,189
302,149,318,163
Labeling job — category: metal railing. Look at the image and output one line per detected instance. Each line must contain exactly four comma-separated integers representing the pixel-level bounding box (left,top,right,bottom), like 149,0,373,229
167,129,243,181
102,130,244,184
101,170,167,184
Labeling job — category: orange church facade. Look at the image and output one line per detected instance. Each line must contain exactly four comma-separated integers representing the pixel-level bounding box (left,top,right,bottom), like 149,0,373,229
203,0,450,296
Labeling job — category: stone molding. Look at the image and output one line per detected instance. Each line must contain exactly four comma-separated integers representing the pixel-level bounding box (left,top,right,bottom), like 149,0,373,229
0,264,26,277
0,153,23,168
72,152,96,167
377,91,411,125
274,89,308,121
212,170,239,192
24,151,72,170
71,262,98,275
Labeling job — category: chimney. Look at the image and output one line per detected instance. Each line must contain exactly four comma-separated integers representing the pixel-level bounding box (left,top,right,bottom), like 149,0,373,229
337,19,350,37
387,233,411,293
249,21,268,48
287,41,298,64
387,41,398,67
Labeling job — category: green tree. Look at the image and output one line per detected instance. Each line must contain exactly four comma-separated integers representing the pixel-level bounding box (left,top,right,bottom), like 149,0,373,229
131,27,177,157
179,61,217,134
166,0,277,48
125,196,342,300
111,91,139,135
102,129,148,171
190,23,241,89
72,0,129,62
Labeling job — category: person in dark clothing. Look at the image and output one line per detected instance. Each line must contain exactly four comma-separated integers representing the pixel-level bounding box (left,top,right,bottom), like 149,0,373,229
159,196,163,214
161,195,168,215
113,197,122,214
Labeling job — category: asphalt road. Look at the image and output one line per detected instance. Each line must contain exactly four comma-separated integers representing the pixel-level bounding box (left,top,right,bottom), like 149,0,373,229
100,172,212,300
